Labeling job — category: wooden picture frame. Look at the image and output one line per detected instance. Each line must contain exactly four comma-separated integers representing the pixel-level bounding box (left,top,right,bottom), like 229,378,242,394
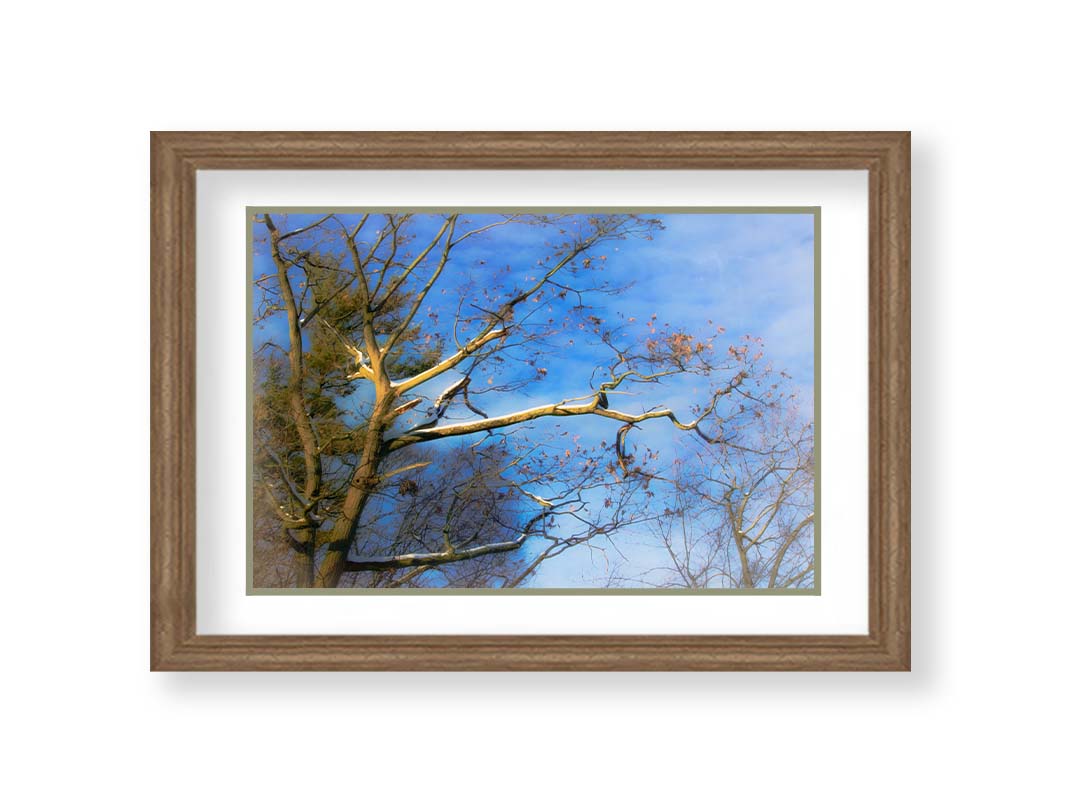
151,131,910,671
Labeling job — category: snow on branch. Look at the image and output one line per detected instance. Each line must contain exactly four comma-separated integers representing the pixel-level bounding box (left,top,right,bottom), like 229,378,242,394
387,389,726,453
391,327,507,394
343,535,527,572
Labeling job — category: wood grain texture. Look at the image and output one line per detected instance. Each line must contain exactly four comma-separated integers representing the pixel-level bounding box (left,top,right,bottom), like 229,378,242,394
150,131,910,671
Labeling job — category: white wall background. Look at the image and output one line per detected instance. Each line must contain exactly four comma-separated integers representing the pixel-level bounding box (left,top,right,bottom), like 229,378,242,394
2,2,1063,798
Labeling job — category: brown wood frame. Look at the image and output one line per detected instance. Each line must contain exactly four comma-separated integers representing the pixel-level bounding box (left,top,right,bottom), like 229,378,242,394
151,132,910,671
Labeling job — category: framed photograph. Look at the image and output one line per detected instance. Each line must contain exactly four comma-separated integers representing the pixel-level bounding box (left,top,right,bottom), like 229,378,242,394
151,132,909,670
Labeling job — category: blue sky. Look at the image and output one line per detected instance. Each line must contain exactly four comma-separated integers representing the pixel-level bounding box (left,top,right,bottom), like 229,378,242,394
253,211,814,393
252,211,815,587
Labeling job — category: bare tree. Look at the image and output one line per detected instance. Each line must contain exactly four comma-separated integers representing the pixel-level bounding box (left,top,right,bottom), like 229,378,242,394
252,212,782,588
637,405,815,589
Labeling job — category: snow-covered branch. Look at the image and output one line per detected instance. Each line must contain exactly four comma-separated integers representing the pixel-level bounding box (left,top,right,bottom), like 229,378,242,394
343,535,527,572
391,327,507,394
386,391,724,452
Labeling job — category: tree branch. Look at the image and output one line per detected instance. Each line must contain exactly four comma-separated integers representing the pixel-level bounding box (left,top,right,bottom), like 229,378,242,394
390,327,508,394
344,535,527,572
382,215,458,355
387,393,724,452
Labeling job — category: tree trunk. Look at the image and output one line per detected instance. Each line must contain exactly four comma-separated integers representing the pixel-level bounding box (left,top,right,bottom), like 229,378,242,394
732,527,754,589
313,406,389,588
293,546,314,588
